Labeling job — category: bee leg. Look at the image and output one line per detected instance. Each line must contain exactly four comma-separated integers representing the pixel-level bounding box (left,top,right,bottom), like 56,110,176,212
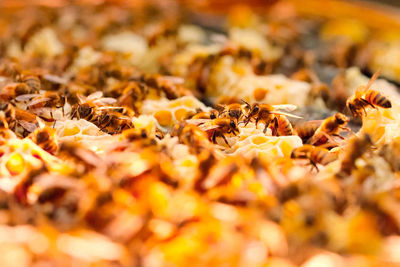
361,98,375,108
332,134,345,140
271,117,278,136
263,123,269,134
243,117,251,126
221,133,231,147
212,130,217,143
309,160,319,172
255,117,259,128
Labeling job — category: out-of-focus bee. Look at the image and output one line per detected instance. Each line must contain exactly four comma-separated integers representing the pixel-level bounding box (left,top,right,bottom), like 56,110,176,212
0,103,38,135
340,133,372,175
70,91,117,122
116,81,148,113
19,73,41,93
271,115,294,136
140,74,189,99
29,126,58,155
122,128,148,141
291,145,337,171
308,113,350,146
295,120,321,144
172,123,212,154
0,112,16,142
198,156,240,191
346,70,392,117
291,68,330,101
189,118,240,147
191,109,218,120
58,142,103,171
16,91,67,119
243,101,301,133
0,82,32,101
96,110,134,134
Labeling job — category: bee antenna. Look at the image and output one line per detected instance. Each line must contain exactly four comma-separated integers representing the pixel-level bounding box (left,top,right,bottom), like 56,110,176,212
240,99,250,107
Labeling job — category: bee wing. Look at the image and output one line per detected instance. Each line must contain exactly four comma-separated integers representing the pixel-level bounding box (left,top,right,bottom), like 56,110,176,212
271,104,298,112
296,120,323,127
30,107,53,117
15,94,40,102
365,69,381,91
95,97,117,105
163,76,184,84
210,33,229,44
36,117,46,128
270,111,302,119
43,74,68,84
76,94,87,103
87,91,103,100
97,106,122,110
355,69,382,94
119,116,133,121
198,124,220,131
18,121,38,132
185,119,210,125
27,97,52,106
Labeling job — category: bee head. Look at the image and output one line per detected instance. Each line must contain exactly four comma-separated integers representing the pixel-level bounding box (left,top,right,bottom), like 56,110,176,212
334,113,348,124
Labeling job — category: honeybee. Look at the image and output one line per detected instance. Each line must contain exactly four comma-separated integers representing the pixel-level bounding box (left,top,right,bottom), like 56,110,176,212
116,81,148,112
172,123,212,154
29,126,58,154
0,103,38,134
217,103,245,122
291,145,338,171
346,70,392,117
122,128,148,141
191,109,218,120
291,68,330,101
140,74,188,99
19,74,41,93
96,110,134,134
308,113,350,146
189,118,239,147
295,120,321,144
0,82,33,101
0,112,16,142
16,91,67,119
70,91,117,122
340,133,372,175
243,101,301,133
58,142,103,171
271,115,294,136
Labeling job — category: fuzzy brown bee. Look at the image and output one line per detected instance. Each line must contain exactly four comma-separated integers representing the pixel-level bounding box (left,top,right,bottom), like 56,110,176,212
291,145,337,171
96,110,134,134
308,113,350,146
191,110,218,120
295,120,321,143
217,103,245,122
20,74,41,93
70,92,117,123
189,118,240,147
340,133,373,175
16,91,67,119
346,70,392,117
271,115,294,136
243,101,300,134
0,103,38,135
29,126,58,154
